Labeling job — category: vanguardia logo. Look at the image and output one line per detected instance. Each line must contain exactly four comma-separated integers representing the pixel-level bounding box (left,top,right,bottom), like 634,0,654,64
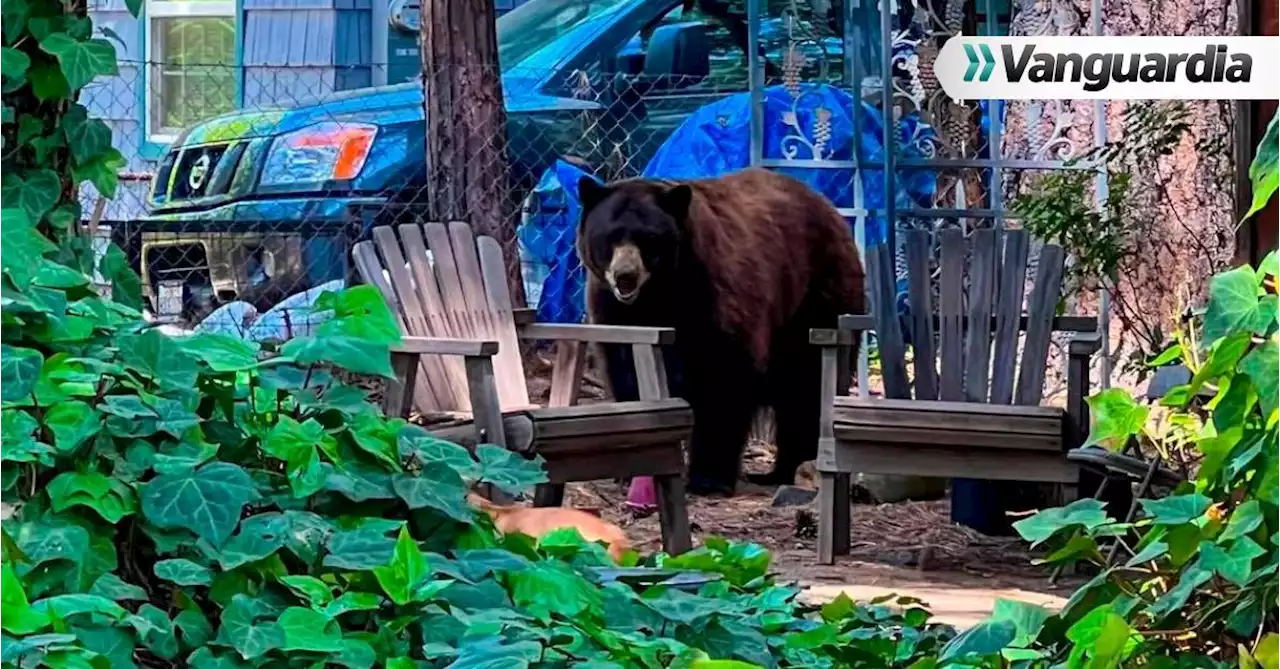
935,36,1278,100
1000,44,1252,92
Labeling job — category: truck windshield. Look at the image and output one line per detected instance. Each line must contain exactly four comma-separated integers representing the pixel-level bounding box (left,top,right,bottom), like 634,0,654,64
497,0,631,70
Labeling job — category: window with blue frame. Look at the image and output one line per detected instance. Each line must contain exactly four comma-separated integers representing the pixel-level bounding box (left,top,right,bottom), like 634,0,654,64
144,0,237,144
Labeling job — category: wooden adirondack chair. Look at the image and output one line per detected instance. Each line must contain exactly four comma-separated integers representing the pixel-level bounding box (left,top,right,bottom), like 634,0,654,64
352,221,693,555
809,227,1101,564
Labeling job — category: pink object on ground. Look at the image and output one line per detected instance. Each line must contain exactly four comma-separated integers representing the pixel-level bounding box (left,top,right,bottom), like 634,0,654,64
625,476,658,515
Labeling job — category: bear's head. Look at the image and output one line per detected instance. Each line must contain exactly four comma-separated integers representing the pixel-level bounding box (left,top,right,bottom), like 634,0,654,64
577,176,692,305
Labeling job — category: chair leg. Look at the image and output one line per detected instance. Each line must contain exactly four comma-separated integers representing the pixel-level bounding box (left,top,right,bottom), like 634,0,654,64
654,473,692,555
533,483,565,508
817,472,851,565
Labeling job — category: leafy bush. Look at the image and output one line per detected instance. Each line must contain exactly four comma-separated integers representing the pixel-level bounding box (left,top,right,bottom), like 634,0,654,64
998,253,1278,666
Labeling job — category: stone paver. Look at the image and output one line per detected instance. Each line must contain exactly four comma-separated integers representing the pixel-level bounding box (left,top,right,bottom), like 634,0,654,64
800,583,1068,630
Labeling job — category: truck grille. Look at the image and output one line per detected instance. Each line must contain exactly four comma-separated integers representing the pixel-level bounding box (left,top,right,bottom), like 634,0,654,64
153,142,245,205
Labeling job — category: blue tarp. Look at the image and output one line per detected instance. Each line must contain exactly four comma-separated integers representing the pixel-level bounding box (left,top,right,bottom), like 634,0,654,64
517,83,938,324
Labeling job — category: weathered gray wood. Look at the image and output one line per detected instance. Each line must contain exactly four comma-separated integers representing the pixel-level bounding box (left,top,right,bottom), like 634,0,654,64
548,341,587,408
370,229,450,411
833,400,1063,435
1015,244,1066,406
428,414,536,453
539,442,687,481
655,474,693,555
392,337,500,356
834,424,1061,451
395,224,472,409
903,229,938,400
963,228,998,403
520,323,676,345
384,351,421,418
464,355,507,449
833,396,1064,419
816,346,846,472
819,443,1078,483
868,244,910,398
533,428,694,457
475,233,531,407
817,472,851,565
937,229,966,402
1065,331,1101,451
836,314,878,331
532,402,694,439
845,313,1094,335
990,230,1030,405
632,344,668,401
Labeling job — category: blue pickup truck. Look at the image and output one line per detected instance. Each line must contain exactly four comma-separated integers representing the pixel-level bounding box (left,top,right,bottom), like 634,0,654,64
138,0,848,316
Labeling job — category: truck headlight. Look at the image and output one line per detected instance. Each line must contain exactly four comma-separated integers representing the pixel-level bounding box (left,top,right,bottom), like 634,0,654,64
260,122,378,187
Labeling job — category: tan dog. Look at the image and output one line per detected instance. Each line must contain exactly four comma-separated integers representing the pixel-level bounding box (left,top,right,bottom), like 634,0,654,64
467,494,632,562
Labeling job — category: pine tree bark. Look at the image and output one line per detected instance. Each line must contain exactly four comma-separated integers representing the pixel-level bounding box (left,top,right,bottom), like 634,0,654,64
420,0,521,297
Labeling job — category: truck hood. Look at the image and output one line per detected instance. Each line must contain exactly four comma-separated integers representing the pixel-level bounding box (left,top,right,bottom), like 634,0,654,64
176,71,592,147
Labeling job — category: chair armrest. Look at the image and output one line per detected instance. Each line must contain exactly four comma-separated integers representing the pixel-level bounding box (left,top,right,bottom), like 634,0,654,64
513,308,536,326
518,323,676,345
391,337,499,357
837,314,876,332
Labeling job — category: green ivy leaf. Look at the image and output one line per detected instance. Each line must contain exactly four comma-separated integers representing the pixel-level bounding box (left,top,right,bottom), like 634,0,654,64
1012,498,1111,547
1,179,60,256
1199,537,1265,586
88,573,147,602
72,146,127,199
1,563,51,634
988,598,1051,647
1123,540,1168,568
180,333,260,372
175,608,214,648
1,345,43,402
473,444,548,495
1139,493,1212,525
0,209,56,287
1222,500,1264,542
1064,606,1136,668
47,470,135,522
939,619,1016,661
217,513,288,570
0,46,30,80
350,412,404,470
278,575,333,609
153,558,213,587
120,329,199,391
127,604,179,660
508,561,602,621
1245,111,1278,220
73,624,136,669
0,408,51,465
1083,388,1148,450
100,242,143,310
400,428,478,476
333,639,377,669
37,34,117,89
314,285,402,345
44,400,100,452
1204,266,1266,343
30,594,126,622
321,592,383,618
276,607,344,652
187,648,253,669
217,596,285,661
373,527,431,606
1147,566,1212,617
140,462,258,546
26,61,70,101
322,524,400,570
60,104,113,164
2,0,29,43
1241,340,1279,422
392,462,471,521
280,334,395,378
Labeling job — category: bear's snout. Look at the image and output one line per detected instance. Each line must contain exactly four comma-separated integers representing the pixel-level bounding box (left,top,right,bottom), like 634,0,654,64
606,243,649,304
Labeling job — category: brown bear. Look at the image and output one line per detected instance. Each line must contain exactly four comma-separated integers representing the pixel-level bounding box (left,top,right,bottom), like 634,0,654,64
576,168,866,496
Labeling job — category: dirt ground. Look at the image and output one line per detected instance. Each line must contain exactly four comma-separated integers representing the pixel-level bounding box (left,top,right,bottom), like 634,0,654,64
564,478,1076,590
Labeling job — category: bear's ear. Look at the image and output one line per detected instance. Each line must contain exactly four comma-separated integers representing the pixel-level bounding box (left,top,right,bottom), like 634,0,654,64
658,184,693,221
578,176,610,214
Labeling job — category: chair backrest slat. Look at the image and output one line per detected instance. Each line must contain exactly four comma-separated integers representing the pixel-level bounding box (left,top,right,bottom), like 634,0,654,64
989,229,1030,405
936,229,966,402
354,224,532,415
1014,243,1066,406
903,229,937,400
370,227,454,412
868,243,910,398
963,228,998,403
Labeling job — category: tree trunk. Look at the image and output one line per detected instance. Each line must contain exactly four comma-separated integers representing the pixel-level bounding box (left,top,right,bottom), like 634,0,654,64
420,0,522,301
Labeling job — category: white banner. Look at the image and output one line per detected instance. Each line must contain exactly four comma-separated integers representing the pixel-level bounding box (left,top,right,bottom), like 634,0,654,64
935,36,1280,100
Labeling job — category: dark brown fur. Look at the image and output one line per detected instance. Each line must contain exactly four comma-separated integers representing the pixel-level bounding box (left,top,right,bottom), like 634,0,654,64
577,168,866,494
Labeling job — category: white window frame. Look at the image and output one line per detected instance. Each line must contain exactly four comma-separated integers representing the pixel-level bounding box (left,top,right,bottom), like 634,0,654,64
143,0,237,145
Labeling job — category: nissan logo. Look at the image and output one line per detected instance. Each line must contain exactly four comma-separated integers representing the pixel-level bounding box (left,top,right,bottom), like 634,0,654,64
188,153,212,191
